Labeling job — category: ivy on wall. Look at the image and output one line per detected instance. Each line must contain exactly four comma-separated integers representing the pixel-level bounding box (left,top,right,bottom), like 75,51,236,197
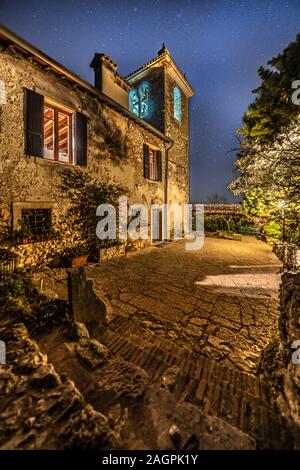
60,168,124,258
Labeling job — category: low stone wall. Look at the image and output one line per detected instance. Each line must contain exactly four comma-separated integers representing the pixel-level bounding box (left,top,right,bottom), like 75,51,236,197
99,239,151,263
1,237,152,269
7,241,59,268
274,243,300,270
279,272,300,423
1,235,75,269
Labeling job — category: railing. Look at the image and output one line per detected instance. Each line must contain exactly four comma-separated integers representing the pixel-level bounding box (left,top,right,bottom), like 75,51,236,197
0,250,19,279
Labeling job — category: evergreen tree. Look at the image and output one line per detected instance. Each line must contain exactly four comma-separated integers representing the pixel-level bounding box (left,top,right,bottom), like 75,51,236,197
230,34,300,244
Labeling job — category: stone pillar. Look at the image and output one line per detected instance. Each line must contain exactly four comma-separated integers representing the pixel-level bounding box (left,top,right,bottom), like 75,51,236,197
68,266,107,334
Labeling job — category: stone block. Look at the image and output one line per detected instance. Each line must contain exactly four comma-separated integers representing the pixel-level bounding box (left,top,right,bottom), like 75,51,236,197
68,266,107,334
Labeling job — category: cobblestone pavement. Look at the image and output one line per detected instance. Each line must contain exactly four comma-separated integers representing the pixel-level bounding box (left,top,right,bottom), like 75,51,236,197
87,236,282,373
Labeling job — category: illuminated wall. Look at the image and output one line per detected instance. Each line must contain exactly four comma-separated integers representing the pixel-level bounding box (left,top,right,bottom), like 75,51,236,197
173,86,182,121
129,81,153,119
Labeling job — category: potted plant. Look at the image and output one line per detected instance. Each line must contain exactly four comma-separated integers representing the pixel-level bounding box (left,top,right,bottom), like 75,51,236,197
66,244,89,267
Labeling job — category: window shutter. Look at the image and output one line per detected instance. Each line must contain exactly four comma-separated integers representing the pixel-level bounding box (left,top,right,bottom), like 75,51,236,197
24,88,44,156
156,150,162,181
143,144,150,179
74,112,87,166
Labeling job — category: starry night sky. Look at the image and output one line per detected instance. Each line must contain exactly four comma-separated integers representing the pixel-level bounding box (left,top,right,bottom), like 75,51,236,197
1,0,300,202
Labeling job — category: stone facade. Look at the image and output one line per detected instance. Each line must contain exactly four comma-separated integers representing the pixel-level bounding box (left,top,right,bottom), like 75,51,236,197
274,243,300,270
0,27,193,266
279,272,300,423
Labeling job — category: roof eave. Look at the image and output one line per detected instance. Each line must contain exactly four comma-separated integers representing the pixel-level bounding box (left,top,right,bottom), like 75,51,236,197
0,24,171,143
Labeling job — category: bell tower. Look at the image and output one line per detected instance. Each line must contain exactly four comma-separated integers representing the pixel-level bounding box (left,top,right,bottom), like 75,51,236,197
126,44,194,205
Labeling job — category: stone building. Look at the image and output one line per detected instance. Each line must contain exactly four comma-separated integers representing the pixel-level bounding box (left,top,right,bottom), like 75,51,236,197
0,25,194,266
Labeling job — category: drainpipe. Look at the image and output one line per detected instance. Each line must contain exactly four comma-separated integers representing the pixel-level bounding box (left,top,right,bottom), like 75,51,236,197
164,139,174,205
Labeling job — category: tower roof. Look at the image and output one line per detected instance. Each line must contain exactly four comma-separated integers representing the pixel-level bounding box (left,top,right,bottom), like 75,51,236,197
126,43,194,97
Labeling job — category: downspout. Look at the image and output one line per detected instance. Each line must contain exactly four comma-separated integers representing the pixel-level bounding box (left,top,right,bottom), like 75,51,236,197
164,139,174,205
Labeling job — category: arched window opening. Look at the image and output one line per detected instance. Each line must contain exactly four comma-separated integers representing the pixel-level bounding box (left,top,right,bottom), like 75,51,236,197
173,86,182,121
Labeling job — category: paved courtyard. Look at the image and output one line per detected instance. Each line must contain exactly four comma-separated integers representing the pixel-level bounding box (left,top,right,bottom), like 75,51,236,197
87,236,282,372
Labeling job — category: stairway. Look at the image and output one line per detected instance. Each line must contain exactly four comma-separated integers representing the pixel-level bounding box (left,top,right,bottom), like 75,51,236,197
99,316,300,450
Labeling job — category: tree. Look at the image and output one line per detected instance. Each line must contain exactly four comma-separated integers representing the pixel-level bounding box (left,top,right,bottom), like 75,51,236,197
229,35,300,244
207,192,229,204
238,34,300,143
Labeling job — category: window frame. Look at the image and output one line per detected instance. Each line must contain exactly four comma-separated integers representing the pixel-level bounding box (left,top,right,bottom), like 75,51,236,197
148,148,158,181
173,86,182,122
43,101,73,164
12,202,58,244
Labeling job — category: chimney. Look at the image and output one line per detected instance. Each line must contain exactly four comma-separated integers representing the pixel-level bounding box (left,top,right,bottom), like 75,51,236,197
90,53,131,109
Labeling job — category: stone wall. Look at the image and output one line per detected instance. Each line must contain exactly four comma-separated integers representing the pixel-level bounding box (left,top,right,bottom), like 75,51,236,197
274,243,300,270
0,45,177,263
279,272,300,423
164,68,189,206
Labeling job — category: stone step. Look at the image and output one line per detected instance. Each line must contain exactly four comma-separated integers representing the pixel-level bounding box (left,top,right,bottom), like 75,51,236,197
102,328,270,404
100,325,300,449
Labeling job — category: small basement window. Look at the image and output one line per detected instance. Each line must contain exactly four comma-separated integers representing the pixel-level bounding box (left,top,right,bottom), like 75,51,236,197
44,102,72,163
21,208,52,240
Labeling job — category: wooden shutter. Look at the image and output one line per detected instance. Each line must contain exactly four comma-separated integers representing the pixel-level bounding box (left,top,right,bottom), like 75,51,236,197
74,112,87,166
24,88,44,156
156,150,162,181
143,144,150,179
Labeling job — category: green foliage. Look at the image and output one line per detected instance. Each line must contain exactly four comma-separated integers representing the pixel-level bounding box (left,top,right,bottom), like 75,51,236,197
230,35,300,244
63,243,88,259
202,215,255,235
0,270,26,310
0,271,72,335
29,299,73,336
239,33,300,143
13,222,58,245
203,215,236,232
240,189,300,243
61,168,124,257
263,221,282,240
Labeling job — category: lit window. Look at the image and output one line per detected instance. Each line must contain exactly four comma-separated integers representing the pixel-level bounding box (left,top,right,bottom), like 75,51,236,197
129,89,139,117
149,149,158,181
173,86,182,121
43,103,72,163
